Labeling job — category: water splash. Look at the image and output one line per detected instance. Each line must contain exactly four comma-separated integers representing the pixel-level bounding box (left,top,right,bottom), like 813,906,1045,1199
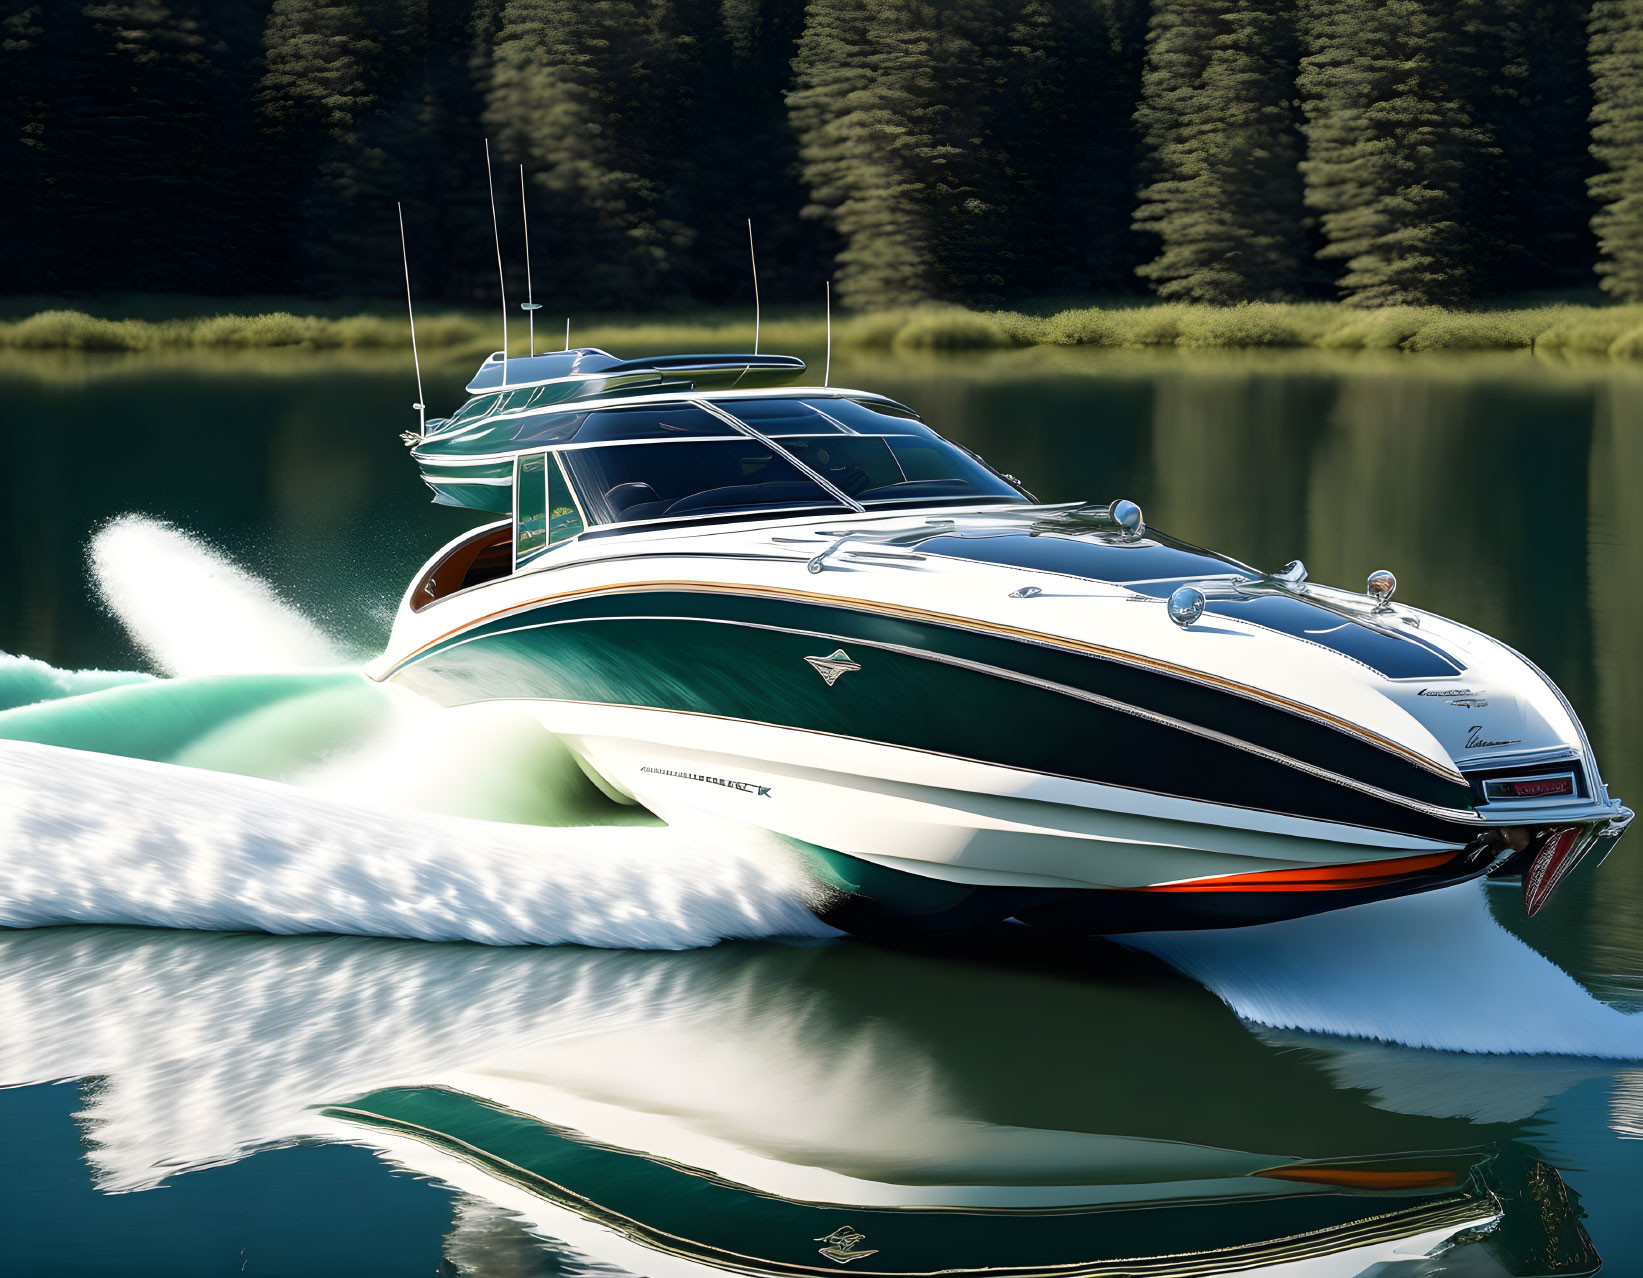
0,651,153,712
0,738,835,948
1122,881,1643,1059
0,669,377,772
89,515,343,675
0,926,700,1191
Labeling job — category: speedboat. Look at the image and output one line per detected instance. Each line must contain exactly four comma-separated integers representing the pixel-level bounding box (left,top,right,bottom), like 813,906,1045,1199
371,348,1632,933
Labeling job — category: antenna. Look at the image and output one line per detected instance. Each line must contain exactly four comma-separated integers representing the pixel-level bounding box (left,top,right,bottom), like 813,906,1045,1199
565,317,571,351
824,280,832,388
518,164,541,358
747,218,760,355
484,138,508,385
396,202,426,437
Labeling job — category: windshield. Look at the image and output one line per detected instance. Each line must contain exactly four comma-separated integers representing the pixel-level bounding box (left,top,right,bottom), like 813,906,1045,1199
725,398,1024,506
559,439,850,524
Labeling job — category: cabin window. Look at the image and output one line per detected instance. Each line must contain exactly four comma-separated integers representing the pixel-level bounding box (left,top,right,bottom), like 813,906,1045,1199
572,403,735,443
547,452,585,544
718,399,1022,506
775,434,1019,504
560,440,849,524
513,452,550,569
727,399,848,436
515,451,585,568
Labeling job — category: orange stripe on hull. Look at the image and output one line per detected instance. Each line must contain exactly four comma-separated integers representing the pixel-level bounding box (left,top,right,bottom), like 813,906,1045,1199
1254,1165,1459,1190
1136,849,1463,894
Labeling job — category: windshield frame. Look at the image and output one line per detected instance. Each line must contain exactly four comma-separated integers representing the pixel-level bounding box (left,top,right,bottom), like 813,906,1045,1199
538,392,1027,538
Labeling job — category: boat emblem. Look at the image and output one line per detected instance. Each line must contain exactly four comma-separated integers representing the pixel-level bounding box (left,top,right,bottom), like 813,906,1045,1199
1418,687,1490,708
805,649,861,687
1465,725,1522,750
815,1227,877,1265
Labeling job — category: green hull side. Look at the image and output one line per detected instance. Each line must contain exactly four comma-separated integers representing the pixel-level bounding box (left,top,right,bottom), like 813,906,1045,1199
326,1085,1491,1277
389,608,1473,843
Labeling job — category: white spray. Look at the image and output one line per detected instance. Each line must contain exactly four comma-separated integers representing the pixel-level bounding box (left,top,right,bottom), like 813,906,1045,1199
1122,880,1643,1059
89,516,342,676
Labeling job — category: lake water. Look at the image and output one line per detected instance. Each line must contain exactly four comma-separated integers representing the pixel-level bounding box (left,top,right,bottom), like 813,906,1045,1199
2,344,1641,1276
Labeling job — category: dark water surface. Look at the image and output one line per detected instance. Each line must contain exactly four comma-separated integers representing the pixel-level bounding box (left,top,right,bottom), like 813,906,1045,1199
2,345,1642,1275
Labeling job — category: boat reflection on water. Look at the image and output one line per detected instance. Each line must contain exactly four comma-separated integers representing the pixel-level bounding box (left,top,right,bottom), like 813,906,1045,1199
0,927,1602,1276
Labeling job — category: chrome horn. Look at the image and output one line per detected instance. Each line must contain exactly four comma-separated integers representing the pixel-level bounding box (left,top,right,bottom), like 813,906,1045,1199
1110,499,1144,541
1167,585,1206,628
1271,560,1308,592
1367,569,1397,612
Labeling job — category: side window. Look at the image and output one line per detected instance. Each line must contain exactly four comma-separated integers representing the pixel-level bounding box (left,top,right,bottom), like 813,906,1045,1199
514,452,550,569
547,453,585,544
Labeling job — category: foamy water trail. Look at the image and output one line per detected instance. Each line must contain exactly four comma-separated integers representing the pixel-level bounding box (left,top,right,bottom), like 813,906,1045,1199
0,738,835,948
0,927,705,1190
90,515,343,675
1123,881,1643,1059
0,652,153,712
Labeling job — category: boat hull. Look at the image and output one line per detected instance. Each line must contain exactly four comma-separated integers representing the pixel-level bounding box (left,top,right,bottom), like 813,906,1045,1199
366,531,1643,933
541,703,1492,934
374,582,1513,933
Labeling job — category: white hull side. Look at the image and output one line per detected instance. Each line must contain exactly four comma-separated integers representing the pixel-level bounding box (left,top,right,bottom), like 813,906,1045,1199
522,699,1463,891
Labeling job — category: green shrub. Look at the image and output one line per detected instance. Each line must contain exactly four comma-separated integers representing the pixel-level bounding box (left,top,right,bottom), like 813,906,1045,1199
890,308,1014,351
1175,302,1310,348
985,310,1048,346
414,315,485,348
192,312,317,347
1037,308,1123,346
1535,309,1640,354
0,309,149,350
836,308,922,349
8,299,1643,360
1402,313,1535,351
1315,307,1425,349
1608,325,1643,359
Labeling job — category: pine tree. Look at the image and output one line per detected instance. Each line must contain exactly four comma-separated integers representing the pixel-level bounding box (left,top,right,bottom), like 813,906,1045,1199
661,0,829,306
789,0,1009,308
486,0,698,306
0,1,53,292
993,0,1149,297
1485,0,1596,291
14,2,233,291
1297,0,1505,307
1589,0,1643,300
1132,0,1306,303
258,0,388,291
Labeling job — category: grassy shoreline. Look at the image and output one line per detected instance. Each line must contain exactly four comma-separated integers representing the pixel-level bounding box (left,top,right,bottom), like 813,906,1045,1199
4,300,1643,360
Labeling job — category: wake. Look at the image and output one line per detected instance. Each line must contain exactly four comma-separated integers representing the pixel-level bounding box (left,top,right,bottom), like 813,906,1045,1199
0,737,834,948
0,515,834,949
2,512,1637,1057
1123,881,1643,1059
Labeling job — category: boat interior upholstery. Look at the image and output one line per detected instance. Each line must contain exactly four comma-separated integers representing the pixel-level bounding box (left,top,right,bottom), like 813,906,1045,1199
413,524,513,610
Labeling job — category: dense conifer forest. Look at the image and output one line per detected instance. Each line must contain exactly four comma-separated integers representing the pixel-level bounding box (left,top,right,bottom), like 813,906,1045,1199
4,0,1641,309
